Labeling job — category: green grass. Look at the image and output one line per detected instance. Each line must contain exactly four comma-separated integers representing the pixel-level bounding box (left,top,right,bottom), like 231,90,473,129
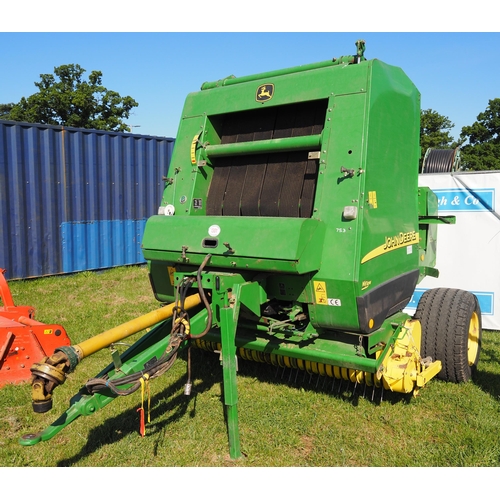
1,265,500,467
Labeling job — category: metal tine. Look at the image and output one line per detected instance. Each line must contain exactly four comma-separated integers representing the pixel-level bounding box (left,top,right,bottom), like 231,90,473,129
321,375,328,390
280,366,286,380
380,386,384,403
294,369,300,385
371,385,376,401
363,383,367,398
331,376,336,392
315,374,321,388
338,378,343,394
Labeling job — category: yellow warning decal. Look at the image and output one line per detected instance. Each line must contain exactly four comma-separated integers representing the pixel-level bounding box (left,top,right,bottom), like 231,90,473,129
313,281,328,305
361,230,419,264
368,191,378,208
190,134,200,165
167,266,176,286
44,329,53,335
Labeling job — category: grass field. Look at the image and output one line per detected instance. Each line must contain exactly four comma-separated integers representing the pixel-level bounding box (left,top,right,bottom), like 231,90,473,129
1,265,500,469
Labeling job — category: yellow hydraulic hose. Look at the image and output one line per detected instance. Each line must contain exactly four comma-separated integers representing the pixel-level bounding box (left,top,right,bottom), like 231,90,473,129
75,293,202,360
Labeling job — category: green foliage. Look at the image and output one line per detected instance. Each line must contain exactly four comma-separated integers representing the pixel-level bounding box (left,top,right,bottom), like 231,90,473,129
4,64,138,132
0,103,15,118
459,98,500,171
1,266,500,467
419,109,455,168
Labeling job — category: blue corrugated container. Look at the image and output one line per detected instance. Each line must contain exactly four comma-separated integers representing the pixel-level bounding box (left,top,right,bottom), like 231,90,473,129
0,120,174,280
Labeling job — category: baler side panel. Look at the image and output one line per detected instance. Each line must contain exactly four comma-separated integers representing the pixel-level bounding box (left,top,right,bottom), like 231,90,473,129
307,91,367,332
161,113,213,216
356,61,421,332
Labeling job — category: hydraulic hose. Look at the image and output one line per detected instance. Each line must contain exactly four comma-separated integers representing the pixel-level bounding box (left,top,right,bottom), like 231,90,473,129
88,253,215,398
421,148,460,173
29,294,202,413
85,342,180,396
189,253,213,339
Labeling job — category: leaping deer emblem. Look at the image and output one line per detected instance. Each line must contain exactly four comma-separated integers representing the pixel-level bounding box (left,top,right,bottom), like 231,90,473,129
256,84,274,102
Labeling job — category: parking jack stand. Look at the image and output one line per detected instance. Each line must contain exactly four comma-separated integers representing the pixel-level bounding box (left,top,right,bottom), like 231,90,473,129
219,287,243,459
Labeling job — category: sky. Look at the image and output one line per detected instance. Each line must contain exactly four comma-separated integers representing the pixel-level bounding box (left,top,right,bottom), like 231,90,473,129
1,8,499,144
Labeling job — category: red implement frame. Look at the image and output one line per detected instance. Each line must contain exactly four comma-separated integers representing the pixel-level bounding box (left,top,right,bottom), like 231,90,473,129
0,269,71,387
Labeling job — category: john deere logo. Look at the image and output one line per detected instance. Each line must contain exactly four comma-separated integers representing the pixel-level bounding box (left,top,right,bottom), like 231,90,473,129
256,84,274,102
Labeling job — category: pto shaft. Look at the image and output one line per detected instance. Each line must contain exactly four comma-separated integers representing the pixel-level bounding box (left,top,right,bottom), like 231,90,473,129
76,293,201,359
30,293,202,413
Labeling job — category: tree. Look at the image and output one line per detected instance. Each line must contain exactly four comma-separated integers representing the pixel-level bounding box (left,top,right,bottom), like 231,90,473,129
4,64,138,132
419,109,455,169
458,98,500,171
0,103,15,118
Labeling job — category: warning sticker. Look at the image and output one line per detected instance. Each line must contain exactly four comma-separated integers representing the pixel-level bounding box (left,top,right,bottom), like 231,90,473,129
313,281,328,305
190,134,200,164
167,266,176,285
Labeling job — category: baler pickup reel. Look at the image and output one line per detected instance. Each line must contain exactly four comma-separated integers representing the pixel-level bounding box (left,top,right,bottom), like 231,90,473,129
20,41,482,459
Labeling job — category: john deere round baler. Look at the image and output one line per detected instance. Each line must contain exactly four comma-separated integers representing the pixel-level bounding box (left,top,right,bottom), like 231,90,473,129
20,41,482,459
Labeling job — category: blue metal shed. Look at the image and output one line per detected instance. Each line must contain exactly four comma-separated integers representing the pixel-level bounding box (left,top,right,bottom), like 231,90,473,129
0,120,174,280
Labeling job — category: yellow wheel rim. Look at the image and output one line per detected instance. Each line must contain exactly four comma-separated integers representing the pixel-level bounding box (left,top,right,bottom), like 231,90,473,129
468,311,480,366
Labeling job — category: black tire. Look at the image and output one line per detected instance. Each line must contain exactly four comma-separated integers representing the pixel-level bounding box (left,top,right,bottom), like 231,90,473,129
413,287,482,383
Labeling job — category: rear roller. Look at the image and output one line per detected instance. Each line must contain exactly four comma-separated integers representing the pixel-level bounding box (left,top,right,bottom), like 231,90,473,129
414,287,482,383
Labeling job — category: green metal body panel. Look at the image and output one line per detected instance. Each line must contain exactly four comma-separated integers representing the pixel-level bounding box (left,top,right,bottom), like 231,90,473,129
143,56,423,335
142,216,325,274
417,186,455,281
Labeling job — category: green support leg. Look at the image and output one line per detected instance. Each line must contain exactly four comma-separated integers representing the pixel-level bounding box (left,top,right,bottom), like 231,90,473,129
219,301,242,459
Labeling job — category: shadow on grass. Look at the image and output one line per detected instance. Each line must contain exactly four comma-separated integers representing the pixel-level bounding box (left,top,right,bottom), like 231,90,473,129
57,349,221,467
56,347,421,466
473,342,500,399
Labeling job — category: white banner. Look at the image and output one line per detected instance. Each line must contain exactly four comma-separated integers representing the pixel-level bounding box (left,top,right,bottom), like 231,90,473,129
405,171,500,330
